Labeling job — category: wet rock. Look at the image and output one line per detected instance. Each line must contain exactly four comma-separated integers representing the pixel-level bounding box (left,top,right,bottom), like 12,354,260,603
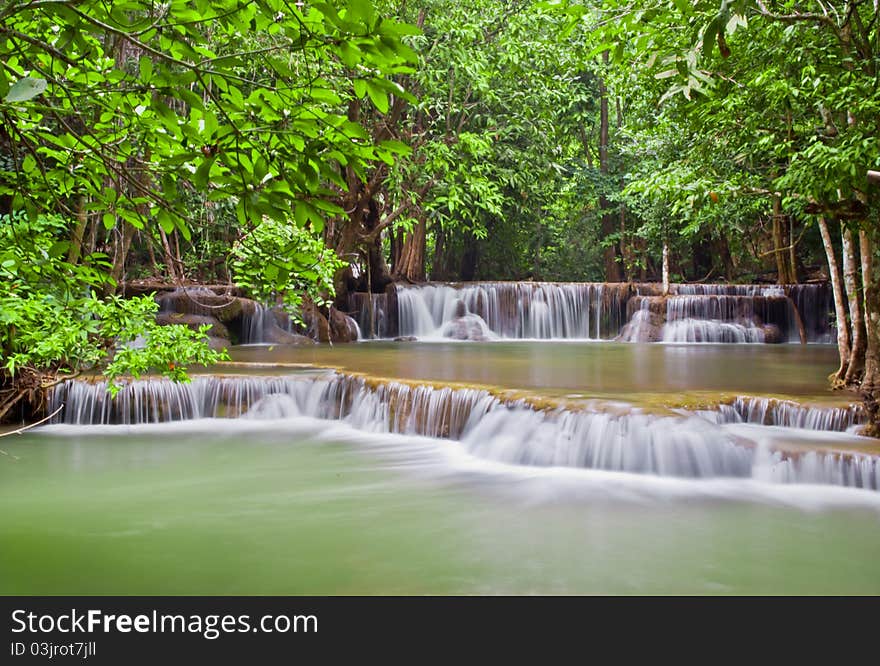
156,289,253,322
261,325,316,345
329,307,359,343
301,299,331,343
205,336,230,351
762,324,783,344
394,336,418,342
156,312,230,339
451,299,467,319
618,308,665,343
441,314,494,341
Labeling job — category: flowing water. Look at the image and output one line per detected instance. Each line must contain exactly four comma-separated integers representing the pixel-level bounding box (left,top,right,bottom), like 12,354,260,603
4,280,879,595
376,282,833,343
2,419,879,595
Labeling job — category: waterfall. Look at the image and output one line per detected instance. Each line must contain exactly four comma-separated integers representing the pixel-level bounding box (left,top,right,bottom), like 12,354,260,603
239,302,278,344
49,375,879,490
394,282,629,340
697,397,864,432
379,282,833,343
789,283,834,343
661,295,772,343
349,292,394,339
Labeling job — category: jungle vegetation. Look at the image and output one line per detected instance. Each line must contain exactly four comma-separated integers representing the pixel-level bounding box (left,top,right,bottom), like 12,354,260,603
0,0,878,423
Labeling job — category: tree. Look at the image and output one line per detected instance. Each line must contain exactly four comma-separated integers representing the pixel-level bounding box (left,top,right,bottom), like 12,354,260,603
0,0,419,421
569,0,879,421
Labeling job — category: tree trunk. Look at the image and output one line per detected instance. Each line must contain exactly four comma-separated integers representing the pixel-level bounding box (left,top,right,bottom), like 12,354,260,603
431,223,446,281
715,232,735,281
771,197,792,284
788,217,799,283
159,227,180,283
818,216,850,382
392,215,426,282
109,222,136,288
860,227,880,392
842,226,866,384
460,241,479,281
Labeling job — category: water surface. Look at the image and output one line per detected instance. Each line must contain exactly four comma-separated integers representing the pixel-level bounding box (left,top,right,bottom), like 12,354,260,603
231,342,842,401
1,418,878,595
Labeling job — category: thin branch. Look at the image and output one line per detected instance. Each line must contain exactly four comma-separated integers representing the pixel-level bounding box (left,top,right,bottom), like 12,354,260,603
0,405,64,441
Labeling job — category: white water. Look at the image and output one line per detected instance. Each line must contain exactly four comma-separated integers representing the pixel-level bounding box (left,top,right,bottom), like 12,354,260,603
49,375,880,492
396,282,623,340
697,396,863,432
391,282,831,343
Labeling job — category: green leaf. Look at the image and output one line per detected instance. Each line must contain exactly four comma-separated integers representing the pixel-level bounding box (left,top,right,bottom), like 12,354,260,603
366,81,389,114
3,77,47,103
193,156,216,189
379,139,411,155
138,56,153,82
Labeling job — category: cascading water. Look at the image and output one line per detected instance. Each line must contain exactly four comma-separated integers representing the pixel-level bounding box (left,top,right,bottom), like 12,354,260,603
697,396,864,432
395,282,628,340
662,295,774,343
49,374,879,490
382,282,832,343
239,302,279,344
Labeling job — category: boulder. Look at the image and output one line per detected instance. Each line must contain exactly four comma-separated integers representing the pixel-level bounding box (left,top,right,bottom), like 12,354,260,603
156,312,230,339
261,325,316,345
451,299,467,319
762,324,784,344
441,314,494,341
205,336,231,351
329,307,360,343
156,289,254,322
301,299,331,343
618,309,665,343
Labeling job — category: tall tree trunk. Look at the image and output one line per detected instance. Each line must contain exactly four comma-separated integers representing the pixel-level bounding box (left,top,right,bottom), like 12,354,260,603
159,227,180,283
109,222,136,288
460,241,479,281
431,223,446,281
598,51,621,282
788,217,799,283
842,226,866,384
860,227,880,391
393,215,426,282
859,226,880,435
818,217,850,383
772,197,792,284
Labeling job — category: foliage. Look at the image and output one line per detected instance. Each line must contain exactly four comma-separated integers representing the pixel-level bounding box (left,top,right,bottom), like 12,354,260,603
232,217,347,319
0,214,226,396
0,0,417,276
